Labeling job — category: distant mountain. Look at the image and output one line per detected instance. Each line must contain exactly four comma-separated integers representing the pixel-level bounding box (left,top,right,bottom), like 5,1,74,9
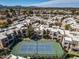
0,4,39,9
0,4,4,8
28,6,38,8
0,4,79,9
0,4,3,7
0,4,7,8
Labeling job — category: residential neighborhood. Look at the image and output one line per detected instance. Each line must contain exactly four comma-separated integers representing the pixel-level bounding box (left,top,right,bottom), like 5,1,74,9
0,8,79,59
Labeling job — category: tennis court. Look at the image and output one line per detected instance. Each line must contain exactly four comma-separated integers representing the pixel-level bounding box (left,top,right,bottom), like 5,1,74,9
11,40,64,58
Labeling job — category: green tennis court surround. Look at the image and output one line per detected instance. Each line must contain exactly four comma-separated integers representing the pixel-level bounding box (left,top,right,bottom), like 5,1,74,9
11,39,64,58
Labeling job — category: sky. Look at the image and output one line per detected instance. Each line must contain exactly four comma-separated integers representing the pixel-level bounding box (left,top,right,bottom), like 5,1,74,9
0,0,79,7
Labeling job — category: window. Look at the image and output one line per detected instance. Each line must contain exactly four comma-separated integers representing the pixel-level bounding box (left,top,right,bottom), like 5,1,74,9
7,34,12,39
65,42,68,45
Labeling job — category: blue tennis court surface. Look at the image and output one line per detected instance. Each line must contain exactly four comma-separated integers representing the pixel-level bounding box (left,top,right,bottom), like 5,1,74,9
11,40,64,57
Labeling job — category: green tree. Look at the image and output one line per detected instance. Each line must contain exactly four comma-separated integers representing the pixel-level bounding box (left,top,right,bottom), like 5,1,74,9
22,10,27,15
5,10,11,18
28,10,33,14
5,10,9,14
43,30,52,39
10,9,16,16
7,19,12,24
65,24,71,30
27,24,34,38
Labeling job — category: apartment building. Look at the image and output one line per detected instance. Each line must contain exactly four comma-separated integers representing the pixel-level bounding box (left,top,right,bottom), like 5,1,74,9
0,34,8,49
62,36,72,51
0,23,28,49
0,29,17,49
5,54,27,59
62,31,79,51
